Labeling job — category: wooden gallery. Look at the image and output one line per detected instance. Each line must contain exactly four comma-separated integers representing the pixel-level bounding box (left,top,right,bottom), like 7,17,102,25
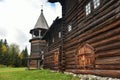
27,0,120,78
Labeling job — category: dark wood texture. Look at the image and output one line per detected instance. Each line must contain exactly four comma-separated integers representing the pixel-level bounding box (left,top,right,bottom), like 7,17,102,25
43,18,62,70
44,0,120,78
62,0,120,78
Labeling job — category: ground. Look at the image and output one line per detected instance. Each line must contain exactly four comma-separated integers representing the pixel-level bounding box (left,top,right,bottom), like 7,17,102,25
0,67,79,80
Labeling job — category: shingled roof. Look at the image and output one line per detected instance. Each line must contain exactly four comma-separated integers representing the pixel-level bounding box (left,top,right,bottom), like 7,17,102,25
34,9,49,29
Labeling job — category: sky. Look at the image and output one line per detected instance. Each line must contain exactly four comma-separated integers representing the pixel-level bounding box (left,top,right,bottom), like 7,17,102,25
0,0,62,53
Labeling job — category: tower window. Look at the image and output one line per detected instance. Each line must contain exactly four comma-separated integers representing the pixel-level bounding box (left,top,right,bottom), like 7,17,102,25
68,24,72,32
93,0,100,9
86,2,91,15
58,32,61,38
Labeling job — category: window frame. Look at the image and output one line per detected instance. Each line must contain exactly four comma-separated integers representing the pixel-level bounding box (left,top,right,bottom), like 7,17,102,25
58,32,61,38
68,24,72,32
85,2,91,16
93,0,100,9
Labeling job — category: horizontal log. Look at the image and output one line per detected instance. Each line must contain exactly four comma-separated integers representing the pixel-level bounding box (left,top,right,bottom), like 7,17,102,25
92,34,120,47
96,49,120,58
66,61,76,65
65,65,76,69
96,41,120,52
90,26,120,45
65,57,75,62
96,64,120,70
65,53,75,58
65,49,76,55
84,20,120,43
65,18,120,49
95,56,120,65
65,0,118,39
65,5,119,42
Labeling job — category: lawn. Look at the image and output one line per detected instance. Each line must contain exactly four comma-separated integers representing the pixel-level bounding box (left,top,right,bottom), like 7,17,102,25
0,68,79,80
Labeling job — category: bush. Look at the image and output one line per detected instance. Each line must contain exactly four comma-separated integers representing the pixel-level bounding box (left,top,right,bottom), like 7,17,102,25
0,64,7,68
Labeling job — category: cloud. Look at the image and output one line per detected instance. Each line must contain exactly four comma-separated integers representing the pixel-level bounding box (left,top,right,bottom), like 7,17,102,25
0,27,8,37
0,0,4,2
0,0,62,54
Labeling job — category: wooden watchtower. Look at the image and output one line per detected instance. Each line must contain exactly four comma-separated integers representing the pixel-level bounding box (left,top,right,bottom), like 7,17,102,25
27,9,49,69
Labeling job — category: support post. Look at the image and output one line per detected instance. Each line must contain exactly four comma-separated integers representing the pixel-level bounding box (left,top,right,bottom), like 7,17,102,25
39,30,41,38
27,59,30,70
38,60,40,69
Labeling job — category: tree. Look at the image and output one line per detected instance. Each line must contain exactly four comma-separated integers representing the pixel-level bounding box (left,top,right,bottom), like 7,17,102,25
8,44,21,67
1,44,7,54
21,47,28,67
3,39,8,47
0,40,3,64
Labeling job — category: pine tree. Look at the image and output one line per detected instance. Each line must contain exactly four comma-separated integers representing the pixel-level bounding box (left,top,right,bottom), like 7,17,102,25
21,47,28,67
0,40,3,64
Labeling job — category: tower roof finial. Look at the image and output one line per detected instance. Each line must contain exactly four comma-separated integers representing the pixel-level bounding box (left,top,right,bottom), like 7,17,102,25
41,5,43,13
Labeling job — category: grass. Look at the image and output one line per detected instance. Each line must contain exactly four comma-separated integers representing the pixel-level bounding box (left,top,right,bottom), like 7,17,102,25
0,67,80,80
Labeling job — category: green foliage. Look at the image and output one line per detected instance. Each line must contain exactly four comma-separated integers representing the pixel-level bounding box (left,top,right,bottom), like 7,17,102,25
8,44,21,67
20,47,28,67
0,68,80,80
0,64,7,68
0,39,29,67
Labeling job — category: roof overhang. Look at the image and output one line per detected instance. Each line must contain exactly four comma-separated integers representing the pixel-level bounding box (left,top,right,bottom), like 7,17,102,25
48,0,58,3
48,0,64,5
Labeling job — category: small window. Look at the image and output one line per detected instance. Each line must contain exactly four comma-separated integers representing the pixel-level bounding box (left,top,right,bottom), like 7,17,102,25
86,3,91,15
93,0,100,9
68,24,72,32
58,32,61,38
52,38,54,43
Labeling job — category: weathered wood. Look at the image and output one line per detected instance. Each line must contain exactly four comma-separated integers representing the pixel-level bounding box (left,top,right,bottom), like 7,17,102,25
92,34,120,47
95,56,120,65
96,64,120,70
45,0,120,78
96,41,120,52
96,49,120,58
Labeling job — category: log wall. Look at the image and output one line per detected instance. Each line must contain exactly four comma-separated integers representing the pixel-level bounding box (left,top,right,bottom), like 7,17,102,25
46,0,120,78
63,0,120,78
44,18,62,70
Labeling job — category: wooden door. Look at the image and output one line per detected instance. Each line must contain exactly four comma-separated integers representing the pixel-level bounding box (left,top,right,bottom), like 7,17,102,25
78,43,95,69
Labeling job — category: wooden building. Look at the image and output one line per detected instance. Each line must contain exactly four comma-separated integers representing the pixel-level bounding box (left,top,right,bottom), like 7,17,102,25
43,0,120,78
27,9,48,69
43,17,62,71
